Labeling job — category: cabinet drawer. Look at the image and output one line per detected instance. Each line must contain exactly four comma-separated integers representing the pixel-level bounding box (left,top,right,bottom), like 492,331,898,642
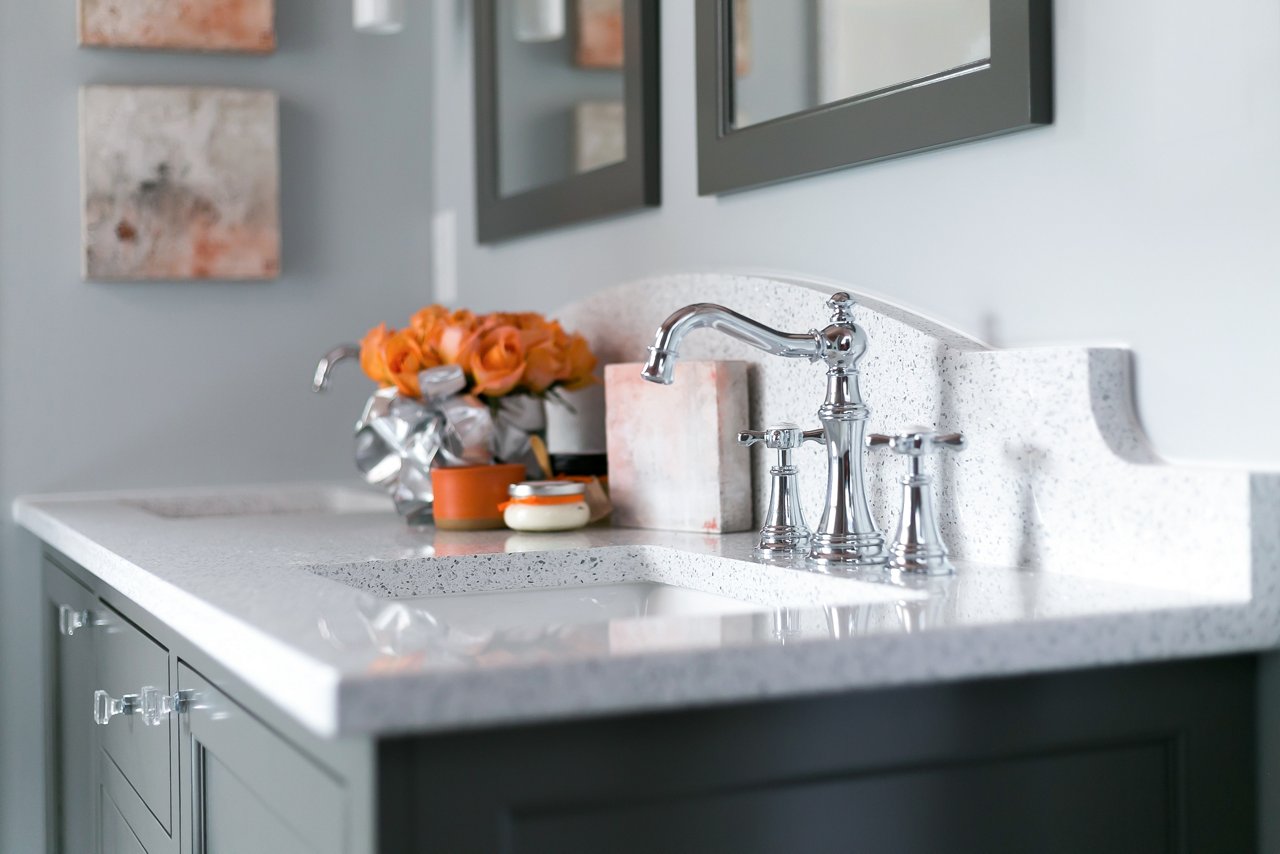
97,602,173,833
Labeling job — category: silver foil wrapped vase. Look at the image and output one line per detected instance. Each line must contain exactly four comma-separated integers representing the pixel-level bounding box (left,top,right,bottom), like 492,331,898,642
314,349,547,524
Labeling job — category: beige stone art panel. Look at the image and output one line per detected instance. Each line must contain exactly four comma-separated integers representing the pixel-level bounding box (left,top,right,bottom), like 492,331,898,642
80,86,281,281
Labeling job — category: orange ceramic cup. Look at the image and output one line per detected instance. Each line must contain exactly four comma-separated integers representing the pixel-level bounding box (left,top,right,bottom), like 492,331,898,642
430,463,527,531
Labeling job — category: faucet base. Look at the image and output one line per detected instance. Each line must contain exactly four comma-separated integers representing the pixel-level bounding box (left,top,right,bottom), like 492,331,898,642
808,531,887,567
888,544,955,576
755,524,810,558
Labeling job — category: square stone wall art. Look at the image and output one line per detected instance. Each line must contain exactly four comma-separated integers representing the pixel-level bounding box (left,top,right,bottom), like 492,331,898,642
78,0,276,53
576,0,624,68
80,85,281,282
573,100,626,174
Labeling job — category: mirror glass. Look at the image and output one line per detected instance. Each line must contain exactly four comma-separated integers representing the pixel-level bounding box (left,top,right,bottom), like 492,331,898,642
495,0,628,197
730,0,992,130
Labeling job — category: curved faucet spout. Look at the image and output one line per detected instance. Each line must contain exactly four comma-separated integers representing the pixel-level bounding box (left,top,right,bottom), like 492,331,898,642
313,343,361,392
640,303,821,385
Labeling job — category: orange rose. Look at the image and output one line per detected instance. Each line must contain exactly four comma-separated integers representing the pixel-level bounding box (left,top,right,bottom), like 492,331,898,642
510,313,557,348
359,323,393,386
383,329,436,398
522,339,568,394
409,305,449,346
432,309,483,365
467,325,526,397
560,333,598,391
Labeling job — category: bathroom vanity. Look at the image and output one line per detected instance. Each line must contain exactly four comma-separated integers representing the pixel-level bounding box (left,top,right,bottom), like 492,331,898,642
23,482,1268,854
23,276,1280,853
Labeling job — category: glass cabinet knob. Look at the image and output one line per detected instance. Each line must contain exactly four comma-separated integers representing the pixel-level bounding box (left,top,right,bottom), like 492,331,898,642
139,686,190,727
93,690,139,726
58,605,89,637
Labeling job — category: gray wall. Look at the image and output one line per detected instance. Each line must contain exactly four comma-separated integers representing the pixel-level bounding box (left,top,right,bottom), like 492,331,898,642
0,3,432,851
431,0,1280,469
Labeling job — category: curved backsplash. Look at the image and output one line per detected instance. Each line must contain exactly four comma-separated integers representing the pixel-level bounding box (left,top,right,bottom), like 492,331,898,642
549,273,1272,598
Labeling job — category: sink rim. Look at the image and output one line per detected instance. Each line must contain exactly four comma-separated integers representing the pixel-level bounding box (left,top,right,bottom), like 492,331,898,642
300,544,924,614
119,485,389,519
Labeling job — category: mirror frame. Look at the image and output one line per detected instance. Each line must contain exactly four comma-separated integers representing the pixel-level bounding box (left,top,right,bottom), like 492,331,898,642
475,0,661,243
696,0,1052,195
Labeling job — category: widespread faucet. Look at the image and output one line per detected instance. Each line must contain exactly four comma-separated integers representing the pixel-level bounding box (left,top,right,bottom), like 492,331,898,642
641,292,886,568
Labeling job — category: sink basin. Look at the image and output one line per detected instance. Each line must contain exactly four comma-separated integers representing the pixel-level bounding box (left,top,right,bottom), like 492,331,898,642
122,486,388,519
402,581,764,634
306,545,920,644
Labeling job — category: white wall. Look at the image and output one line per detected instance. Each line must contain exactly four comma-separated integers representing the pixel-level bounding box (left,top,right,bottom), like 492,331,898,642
0,3,432,850
432,0,1280,469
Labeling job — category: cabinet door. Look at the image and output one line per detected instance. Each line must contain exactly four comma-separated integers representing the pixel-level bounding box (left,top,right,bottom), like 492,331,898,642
101,791,148,854
44,560,99,854
177,665,345,854
381,658,1256,854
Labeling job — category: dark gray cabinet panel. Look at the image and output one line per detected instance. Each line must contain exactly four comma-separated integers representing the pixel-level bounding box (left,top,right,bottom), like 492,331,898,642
380,658,1255,854
512,743,1170,853
44,562,98,854
97,602,174,832
177,665,345,854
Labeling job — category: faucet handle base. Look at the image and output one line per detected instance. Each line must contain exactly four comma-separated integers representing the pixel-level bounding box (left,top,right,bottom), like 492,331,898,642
756,523,810,557
739,422,814,557
808,530,887,568
869,429,966,577
888,544,955,576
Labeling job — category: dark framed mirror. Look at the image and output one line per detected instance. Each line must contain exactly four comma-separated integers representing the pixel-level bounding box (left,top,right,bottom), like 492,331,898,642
696,0,1052,195
475,0,660,243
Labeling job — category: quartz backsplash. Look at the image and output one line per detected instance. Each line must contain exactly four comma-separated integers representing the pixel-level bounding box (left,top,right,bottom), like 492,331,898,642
548,273,1278,597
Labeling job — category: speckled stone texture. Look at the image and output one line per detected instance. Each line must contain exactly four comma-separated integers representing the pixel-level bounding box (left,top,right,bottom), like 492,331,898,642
549,274,1265,597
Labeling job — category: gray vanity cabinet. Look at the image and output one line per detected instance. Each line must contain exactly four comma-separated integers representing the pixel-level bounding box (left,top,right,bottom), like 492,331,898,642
177,665,345,854
46,558,175,854
42,556,363,854
42,550,1261,854
44,561,99,854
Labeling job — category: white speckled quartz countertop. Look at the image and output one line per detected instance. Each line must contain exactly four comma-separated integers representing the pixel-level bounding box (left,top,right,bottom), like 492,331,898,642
14,481,1280,739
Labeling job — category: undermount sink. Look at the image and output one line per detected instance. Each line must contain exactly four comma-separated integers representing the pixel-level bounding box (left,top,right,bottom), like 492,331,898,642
306,545,920,641
400,581,765,634
122,486,388,519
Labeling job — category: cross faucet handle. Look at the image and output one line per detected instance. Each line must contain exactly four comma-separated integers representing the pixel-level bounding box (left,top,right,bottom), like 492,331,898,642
867,428,965,575
737,423,824,450
737,422,818,557
868,430,966,456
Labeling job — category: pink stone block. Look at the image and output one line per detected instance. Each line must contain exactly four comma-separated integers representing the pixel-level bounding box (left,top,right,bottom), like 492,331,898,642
605,361,752,533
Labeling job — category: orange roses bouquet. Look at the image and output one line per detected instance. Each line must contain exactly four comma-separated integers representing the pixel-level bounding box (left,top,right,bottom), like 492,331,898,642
358,306,598,403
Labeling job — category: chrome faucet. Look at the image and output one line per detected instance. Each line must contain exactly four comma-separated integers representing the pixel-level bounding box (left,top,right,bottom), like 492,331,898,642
641,293,886,568
312,343,360,392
